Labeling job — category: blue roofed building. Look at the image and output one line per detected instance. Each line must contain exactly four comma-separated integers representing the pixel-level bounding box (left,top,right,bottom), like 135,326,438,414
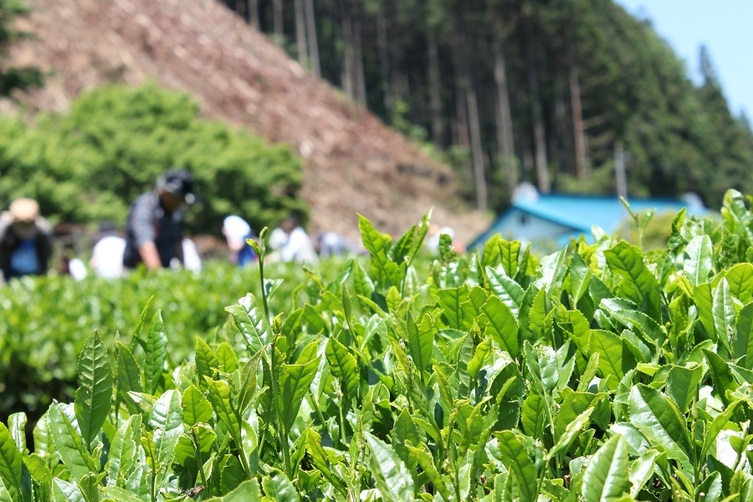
468,183,707,249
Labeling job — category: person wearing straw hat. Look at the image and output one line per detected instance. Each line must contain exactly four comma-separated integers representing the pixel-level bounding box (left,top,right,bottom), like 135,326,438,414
122,168,198,271
0,197,54,282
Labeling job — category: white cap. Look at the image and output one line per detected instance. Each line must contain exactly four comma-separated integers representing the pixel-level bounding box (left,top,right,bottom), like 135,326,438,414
223,215,251,245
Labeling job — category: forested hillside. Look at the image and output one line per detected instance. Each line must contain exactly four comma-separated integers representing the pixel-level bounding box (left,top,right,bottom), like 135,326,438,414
224,0,753,211
1,0,488,243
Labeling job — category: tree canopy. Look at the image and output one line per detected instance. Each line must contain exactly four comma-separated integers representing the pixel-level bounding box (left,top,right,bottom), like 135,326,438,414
224,0,753,211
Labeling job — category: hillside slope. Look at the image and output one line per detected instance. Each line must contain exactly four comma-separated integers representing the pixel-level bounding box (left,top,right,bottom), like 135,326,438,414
5,0,488,243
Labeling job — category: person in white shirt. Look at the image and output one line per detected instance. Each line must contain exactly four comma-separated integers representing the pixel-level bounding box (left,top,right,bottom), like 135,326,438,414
278,213,318,264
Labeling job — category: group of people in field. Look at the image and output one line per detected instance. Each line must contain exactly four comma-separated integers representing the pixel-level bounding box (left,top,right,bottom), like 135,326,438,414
0,168,363,284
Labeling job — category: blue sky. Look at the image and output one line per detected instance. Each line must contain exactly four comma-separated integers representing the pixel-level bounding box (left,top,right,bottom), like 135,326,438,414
613,0,753,119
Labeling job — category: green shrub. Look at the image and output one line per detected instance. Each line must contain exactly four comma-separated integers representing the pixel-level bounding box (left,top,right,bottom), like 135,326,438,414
0,81,305,234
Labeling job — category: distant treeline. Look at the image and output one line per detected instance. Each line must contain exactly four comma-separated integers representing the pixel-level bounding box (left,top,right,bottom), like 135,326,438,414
222,0,753,211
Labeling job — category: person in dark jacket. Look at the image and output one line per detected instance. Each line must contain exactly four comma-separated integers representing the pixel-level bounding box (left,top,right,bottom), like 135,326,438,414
0,198,53,283
123,168,197,271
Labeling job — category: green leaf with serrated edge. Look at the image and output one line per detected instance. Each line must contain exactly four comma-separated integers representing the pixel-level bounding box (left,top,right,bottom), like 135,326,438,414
694,472,722,502
481,234,502,268
236,348,264,416
437,286,471,330
600,298,665,347
220,455,245,493
75,332,113,449
528,287,548,338
351,259,375,300
468,338,491,379
101,486,145,502
326,336,359,400
683,235,714,286
589,330,625,387
726,263,753,304
106,414,141,488
181,385,213,426
702,399,743,460
485,266,525,318
143,310,167,395
280,343,320,431
556,391,603,438
53,478,85,501
481,295,519,357
734,303,753,369
521,393,546,438
193,338,216,385
569,250,593,305
130,298,154,352
0,423,22,501
225,293,271,353
404,441,452,501
666,364,703,413
116,342,142,394
396,209,432,266
628,449,660,497
386,285,402,313
47,403,97,481
494,431,537,502
204,378,240,435
604,241,661,320
149,389,183,471
537,249,568,293
262,470,301,502
0,478,13,502
577,353,600,392
205,479,263,501
704,349,738,406
303,429,348,496
7,414,25,455
364,432,414,502
712,279,735,353
695,282,715,338
357,213,401,289
391,409,420,468
215,342,239,373
582,435,630,502
79,472,99,502
547,407,593,460
627,385,692,471
406,312,433,376
498,238,521,278
23,453,52,490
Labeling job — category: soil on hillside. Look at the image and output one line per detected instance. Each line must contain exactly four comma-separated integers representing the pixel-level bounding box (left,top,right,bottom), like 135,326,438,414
4,0,489,244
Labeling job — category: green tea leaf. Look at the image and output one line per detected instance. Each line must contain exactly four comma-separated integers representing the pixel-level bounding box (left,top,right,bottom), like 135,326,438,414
604,241,661,320
582,434,630,502
116,342,142,394
682,235,714,286
149,389,183,470
225,293,272,353
358,214,401,289
75,332,113,449
106,414,141,488
280,344,320,431
726,263,753,304
404,441,452,501
666,364,703,413
481,296,519,358
143,311,167,395
47,403,97,481
364,432,414,502
627,385,692,470
485,266,525,318
326,336,359,400
0,423,22,501
494,431,537,502
182,385,213,426
406,312,433,376
734,303,753,369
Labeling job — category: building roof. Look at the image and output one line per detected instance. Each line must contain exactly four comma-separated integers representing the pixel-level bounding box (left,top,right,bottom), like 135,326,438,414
468,188,707,249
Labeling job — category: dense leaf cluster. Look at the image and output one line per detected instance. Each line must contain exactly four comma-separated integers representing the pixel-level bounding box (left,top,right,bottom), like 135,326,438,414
224,0,753,211
0,82,305,234
5,191,753,498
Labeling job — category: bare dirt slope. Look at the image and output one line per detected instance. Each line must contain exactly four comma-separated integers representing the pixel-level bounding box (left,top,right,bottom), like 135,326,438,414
5,0,489,243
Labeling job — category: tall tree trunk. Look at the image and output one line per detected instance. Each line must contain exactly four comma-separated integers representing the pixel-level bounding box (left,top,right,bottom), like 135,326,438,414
352,12,367,106
248,0,260,30
491,21,517,194
453,24,487,210
304,0,320,76
376,10,392,115
294,0,308,66
568,50,588,179
427,26,444,147
524,18,550,193
272,0,284,42
340,0,355,100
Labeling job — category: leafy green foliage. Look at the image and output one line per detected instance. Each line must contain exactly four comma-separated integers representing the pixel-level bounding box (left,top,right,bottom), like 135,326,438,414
7,189,753,499
0,82,304,233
